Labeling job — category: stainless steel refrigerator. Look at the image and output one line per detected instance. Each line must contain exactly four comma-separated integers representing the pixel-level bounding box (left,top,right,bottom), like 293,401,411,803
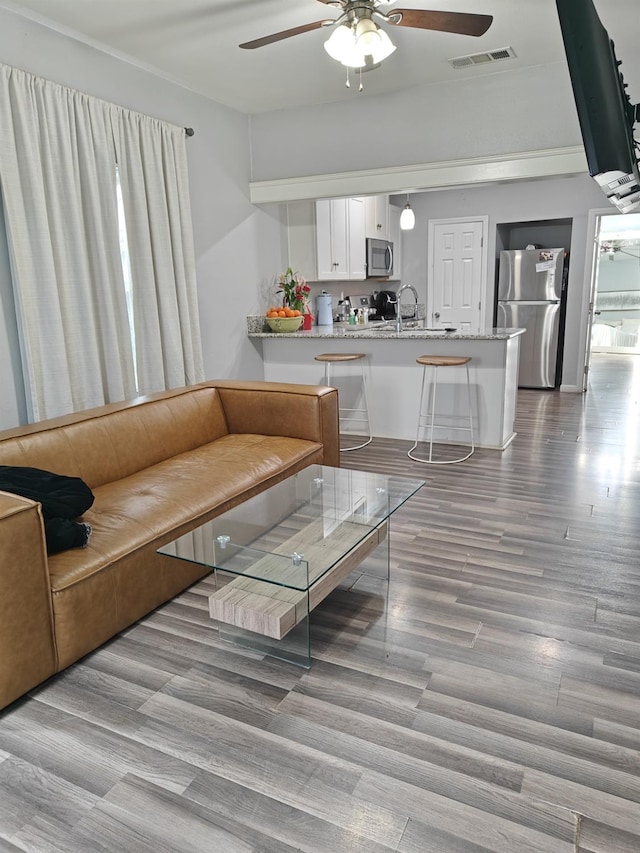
496,248,566,389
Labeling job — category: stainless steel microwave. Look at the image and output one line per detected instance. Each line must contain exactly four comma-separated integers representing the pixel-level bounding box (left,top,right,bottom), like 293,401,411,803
366,238,394,277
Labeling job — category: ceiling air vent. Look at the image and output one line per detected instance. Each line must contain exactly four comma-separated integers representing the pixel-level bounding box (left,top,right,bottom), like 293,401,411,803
449,47,516,70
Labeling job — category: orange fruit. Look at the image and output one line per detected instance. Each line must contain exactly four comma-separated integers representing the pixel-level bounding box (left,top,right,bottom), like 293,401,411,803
292,309,301,316
277,310,286,317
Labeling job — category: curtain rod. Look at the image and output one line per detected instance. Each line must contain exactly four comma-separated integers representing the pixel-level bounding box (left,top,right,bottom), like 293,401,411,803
185,127,194,137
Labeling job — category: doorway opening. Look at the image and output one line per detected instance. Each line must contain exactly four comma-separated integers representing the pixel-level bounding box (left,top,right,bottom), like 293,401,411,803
590,212,640,355
494,218,572,389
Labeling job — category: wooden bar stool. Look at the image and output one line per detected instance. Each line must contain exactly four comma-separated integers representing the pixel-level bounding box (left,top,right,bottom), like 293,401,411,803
408,355,475,464
315,352,372,451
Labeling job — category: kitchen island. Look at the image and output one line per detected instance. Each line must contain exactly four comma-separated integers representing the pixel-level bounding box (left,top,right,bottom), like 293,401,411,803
248,321,525,450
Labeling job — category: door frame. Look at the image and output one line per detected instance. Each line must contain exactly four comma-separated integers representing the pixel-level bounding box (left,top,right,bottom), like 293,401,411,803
581,207,618,391
427,216,489,330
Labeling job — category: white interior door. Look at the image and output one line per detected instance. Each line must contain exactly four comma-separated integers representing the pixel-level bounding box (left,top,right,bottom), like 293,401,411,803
429,218,487,330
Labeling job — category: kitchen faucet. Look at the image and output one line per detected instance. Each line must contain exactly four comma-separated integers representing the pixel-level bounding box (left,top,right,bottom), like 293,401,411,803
394,283,419,333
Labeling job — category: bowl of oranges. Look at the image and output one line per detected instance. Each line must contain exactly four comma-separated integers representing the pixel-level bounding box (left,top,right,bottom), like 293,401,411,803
265,306,304,333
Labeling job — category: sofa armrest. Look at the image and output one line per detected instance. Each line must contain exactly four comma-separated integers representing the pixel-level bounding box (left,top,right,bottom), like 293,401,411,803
0,492,57,710
210,380,340,468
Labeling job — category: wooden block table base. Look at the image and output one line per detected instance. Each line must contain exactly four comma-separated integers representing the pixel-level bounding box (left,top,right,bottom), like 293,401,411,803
208,583,298,640
208,520,388,640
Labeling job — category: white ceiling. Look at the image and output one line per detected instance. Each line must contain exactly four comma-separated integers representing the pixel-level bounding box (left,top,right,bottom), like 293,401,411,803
2,0,638,115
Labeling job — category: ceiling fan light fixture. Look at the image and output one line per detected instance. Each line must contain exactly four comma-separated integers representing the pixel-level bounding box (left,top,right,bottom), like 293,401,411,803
324,24,360,65
325,19,395,68
365,27,396,63
400,203,416,231
324,23,366,68
355,18,380,50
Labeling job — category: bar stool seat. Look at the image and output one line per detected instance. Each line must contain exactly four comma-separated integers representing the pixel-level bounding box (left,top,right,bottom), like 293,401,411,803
315,352,372,451
408,354,475,464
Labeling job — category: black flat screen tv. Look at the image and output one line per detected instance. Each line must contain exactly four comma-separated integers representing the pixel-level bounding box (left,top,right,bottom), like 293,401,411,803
556,0,639,212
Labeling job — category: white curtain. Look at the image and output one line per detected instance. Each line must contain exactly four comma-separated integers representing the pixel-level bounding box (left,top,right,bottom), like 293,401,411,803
0,63,203,421
0,65,135,420
112,110,203,393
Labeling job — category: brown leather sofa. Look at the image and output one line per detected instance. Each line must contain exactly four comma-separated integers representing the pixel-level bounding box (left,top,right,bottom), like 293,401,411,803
0,379,339,710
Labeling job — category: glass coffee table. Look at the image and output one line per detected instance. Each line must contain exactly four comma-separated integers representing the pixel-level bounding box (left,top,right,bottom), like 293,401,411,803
159,465,423,667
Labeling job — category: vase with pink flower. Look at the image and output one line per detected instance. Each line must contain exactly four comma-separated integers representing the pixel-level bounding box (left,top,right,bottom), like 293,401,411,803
277,267,311,314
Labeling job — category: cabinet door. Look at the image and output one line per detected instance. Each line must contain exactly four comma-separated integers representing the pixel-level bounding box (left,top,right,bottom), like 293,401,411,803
347,197,366,280
364,195,390,240
316,198,348,280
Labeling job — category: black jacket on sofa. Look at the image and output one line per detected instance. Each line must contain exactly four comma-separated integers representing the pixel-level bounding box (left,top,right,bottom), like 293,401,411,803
0,465,94,553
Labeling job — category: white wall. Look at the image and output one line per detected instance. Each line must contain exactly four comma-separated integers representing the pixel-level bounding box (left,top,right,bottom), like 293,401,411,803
0,6,282,428
396,174,607,390
249,63,582,182
0,8,633,429
249,59,619,393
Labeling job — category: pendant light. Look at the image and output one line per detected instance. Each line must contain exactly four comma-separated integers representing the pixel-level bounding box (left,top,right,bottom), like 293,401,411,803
400,195,415,231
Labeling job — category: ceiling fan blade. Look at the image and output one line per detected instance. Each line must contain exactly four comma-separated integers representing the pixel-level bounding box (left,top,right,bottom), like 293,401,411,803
239,20,331,50
390,10,493,37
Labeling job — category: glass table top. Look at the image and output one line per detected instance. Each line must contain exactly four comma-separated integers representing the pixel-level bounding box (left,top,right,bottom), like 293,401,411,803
158,465,424,592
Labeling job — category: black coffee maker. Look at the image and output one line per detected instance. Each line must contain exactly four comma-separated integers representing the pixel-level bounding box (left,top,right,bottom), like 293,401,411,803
372,290,397,320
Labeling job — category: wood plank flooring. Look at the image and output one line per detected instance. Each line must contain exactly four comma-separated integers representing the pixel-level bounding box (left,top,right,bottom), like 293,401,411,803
1,353,640,852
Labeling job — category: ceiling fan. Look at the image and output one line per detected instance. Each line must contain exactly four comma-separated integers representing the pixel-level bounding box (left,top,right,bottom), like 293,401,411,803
240,2,493,74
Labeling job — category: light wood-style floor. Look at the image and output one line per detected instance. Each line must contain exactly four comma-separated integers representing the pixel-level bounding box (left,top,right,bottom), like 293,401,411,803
2,353,640,853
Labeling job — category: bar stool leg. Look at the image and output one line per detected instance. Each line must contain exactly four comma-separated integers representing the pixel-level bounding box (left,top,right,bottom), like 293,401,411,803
408,364,428,462
428,364,438,463
315,352,372,452
341,358,372,452
466,363,475,455
408,356,475,465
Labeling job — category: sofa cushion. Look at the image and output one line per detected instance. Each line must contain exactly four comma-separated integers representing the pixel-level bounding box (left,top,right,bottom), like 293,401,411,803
47,433,323,592
0,387,230,488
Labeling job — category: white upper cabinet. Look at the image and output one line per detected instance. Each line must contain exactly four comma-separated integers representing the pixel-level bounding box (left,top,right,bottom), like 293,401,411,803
316,197,366,281
364,195,390,241
287,197,365,281
316,198,348,280
388,203,402,281
347,197,366,280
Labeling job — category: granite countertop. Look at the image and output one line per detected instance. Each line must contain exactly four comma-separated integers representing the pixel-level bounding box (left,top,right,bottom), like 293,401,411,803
247,317,525,341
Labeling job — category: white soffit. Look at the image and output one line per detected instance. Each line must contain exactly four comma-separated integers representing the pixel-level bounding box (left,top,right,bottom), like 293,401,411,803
249,146,589,204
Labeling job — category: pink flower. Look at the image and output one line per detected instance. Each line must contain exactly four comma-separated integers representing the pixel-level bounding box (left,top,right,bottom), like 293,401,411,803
277,267,310,312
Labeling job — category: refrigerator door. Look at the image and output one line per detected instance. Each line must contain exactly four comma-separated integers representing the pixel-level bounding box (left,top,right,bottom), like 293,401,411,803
497,300,561,388
498,249,564,302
